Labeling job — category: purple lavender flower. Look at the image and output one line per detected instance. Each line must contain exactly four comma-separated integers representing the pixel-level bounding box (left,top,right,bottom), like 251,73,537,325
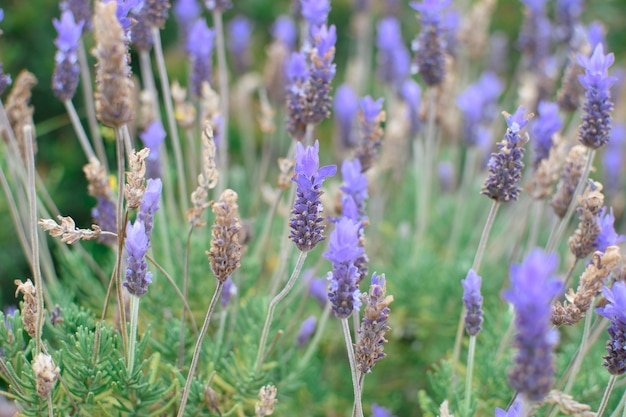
495,401,521,417
555,0,583,45
271,15,297,50
504,248,561,402
577,44,616,150
143,0,170,29
372,404,396,417
341,158,368,221
220,277,237,307
290,140,336,252
308,276,328,306
227,16,252,75
306,24,337,124
139,120,166,179
103,0,143,33
360,96,384,143
301,0,331,28
186,19,215,97
603,123,625,191
124,220,152,296
286,52,309,140
52,10,84,102
92,196,117,245
204,0,232,12
531,101,562,168
462,269,483,336
401,79,422,136
355,96,385,172
130,6,154,53
596,282,626,375
517,0,551,68
296,316,317,348
60,0,93,33
376,17,411,90
587,21,606,49
595,207,626,253
442,8,460,56
457,72,502,146
334,84,359,148
437,161,454,192
138,178,162,237
410,0,450,86
174,0,200,29
324,216,364,319
481,107,531,203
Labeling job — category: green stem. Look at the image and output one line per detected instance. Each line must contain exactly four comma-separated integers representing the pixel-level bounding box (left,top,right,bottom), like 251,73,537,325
564,307,593,393
127,294,140,376
176,280,224,417
415,88,437,248
178,227,194,367
597,375,617,417
114,127,129,353
255,251,308,373
64,100,97,161
464,335,477,417
341,318,364,417
213,10,230,194
610,386,626,417
47,393,53,417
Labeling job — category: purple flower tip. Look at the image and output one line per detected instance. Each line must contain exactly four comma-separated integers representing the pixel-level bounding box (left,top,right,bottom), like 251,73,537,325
504,106,531,134
521,0,547,12
141,178,162,211
140,120,166,150
312,24,336,57
220,277,237,307
286,51,309,83
595,207,626,253
228,15,252,45
376,17,403,50
126,220,150,258
410,0,451,16
0,9,4,23
187,19,216,56
272,15,297,49
495,401,521,417
587,21,606,49
308,277,328,306
578,43,615,79
54,10,84,51
597,282,626,328
360,96,384,125
295,140,336,182
296,316,317,348
324,216,364,265
301,0,331,27
341,158,368,198
174,0,201,23
372,404,396,417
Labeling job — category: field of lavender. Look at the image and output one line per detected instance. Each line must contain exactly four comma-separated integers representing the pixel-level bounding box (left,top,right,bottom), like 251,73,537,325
0,0,626,416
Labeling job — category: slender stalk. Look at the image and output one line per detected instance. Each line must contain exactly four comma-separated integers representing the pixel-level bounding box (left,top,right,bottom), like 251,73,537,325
304,123,315,146
78,40,107,170
251,189,284,263
255,251,308,373
213,10,230,194
176,280,224,417
64,100,97,161
0,166,33,268
341,318,364,417
519,397,531,417
151,27,188,213
268,191,296,298
597,375,617,417
139,51,161,121
565,308,594,393
24,126,44,355
464,335,477,417
114,127,128,353
178,227,195,367
447,147,478,256
47,394,53,417
609,388,626,417
545,149,595,253
127,295,140,376
527,200,544,251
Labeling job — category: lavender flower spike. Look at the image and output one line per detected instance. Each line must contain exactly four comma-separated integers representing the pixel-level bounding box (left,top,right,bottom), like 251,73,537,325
138,178,162,237
124,220,152,296
578,43,616,150
376,17,410,90
204,0,232,12
596,281,626,375
504,249,561,402
227,16,252,75
306,24,337,125
595,207,626,253
52,10,84,102
481,107,532,203
531,101,562,168
301,0,331,28
139,120,166,179
355,96,386,172
462,269,483,336
334,84,359,148
410,0,451,86
290,140,336,252
296,316,317,348
60,0,92,33
324,216,364,319
401,79,422,136
186,19,215,97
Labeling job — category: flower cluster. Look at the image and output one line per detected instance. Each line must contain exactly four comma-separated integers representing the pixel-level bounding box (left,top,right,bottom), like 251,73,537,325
410,0,450,86
355,96,386,172
596,282,626,375
376,17,410,91
457,71,503,147
52,10,84,101
462,269,483,336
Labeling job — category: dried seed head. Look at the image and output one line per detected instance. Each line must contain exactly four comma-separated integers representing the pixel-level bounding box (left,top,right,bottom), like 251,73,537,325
569,181,605,259
204,384,222,416
528,134,568,200
93,1,134,128
172,81,196,130
557,56,586,113
258,89,276,134
32,353,59,398
83,157,111,198
255,385,277,417
39,216,102,244
551,145,587,218
5,70,37,161
277,157,295,190
263,41,288,104
552,246,621,326
542,391,594,417
207,189,242,282
187,124,218,227
14,279,38,338
125,148,150,209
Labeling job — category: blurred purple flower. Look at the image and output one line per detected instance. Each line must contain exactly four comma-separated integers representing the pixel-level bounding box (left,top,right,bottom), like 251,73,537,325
596,282,626,375
372,404,396,417
341,158,368,221
587,21,606,49
555,0,583,45
102,0,143,32
228,16,252,74
60,0,93,33
531,101,562,168
143,0,170,29
308,277,328,306
301,0,331,28
401,79,422,136
130,5,153,52
204,0,232,12
92,196,117,245
442,8,460,55
220,277,237,307
410,0,450,86
174,0,200,28
595,207,625,253
138,178,162,237
125,220,152,296
296,316,317,348
272,15,297,50
495,401,521,417
462,269,483,336
52,10,84,101
504,248,561,401
334,84,359,148
517,0,551,68
437,161,454,192
139,120,166,179
376,17,410,90
186,19,215,97
603,123,625,191
457,71,502,146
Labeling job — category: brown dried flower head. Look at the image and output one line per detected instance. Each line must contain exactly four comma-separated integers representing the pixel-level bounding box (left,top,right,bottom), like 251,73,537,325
207,189,242,282
5,70,38,161
528,133,568,200
125,148,150,209
83,157,112,198
32,353,59,398
542,390,595,417
255,384,277,417
277,157,295,190
187,124,219,227
172,81,196,130
569,180,604,259
93,1,134,128
264,41,289,104
551,145,588,218
459,0,496,60
14,279,38,338
39,216,103,244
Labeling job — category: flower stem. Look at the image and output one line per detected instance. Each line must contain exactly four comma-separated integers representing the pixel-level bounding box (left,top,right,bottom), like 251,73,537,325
64,99,97,161
597,375,617,417
464,335,477,417
47,393,53,417
609,387,626,417
178,227,195,367
114,126,128,353
341,318,364,417
213,10,230,195
127,294,140,376
255,251,308,374
415,87,437,249
151,27,188,214
176,280,224,417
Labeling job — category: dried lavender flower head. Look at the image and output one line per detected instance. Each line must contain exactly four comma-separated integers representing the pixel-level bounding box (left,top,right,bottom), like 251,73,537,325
32,353,59,398
596,281,626,375
481,107,532,203
462,269,483,336
289,140,336,252
52,10,84,101
577,43,616,150
355,96,386,172
208,189,242,283
410,0,451,86
504,248,561,402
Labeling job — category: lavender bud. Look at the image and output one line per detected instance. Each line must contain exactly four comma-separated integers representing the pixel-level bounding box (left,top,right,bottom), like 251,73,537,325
204,0,232,12
227,16,253,75
308,277,328,306
587,21,606,50
272,15,297,50
481,107,532,203
138,178,162,237
289,140,336,251
410,0,450,86
355,96,386,172
596,282,626,375
495,401,521,417
220,277,237,307
555,0,583,45
376,17,410,90
340,158,368,222
144,0,171,29
324,217,364,319
130,6,154,53
334,84,359,148
577,44,616,150
186,19,215,98
462,269,483,336
595,207,626,253
530,101,562,168
296,316,316,348
60,0,93,33
504,249,561,402
124,220,152,296
285,52,309,140
301,0,330,28
306,24,336,124
0,64,11,95
139,120,166,179
52,10,84,101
